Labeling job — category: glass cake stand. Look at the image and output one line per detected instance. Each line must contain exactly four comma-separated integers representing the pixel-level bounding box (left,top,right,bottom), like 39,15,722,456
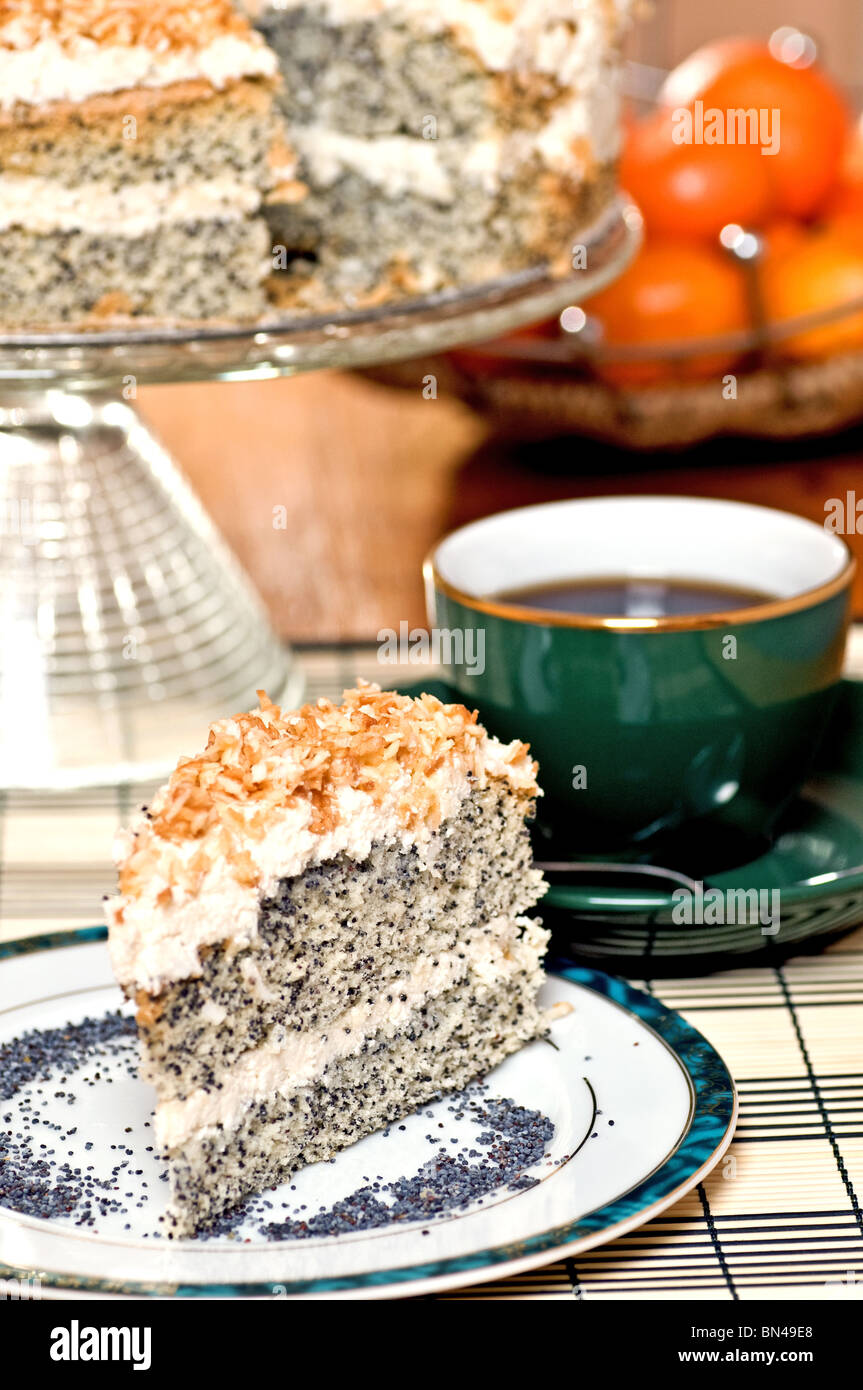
0,199,640,790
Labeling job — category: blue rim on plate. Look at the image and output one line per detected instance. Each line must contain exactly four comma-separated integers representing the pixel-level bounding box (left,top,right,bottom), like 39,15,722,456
0,928,736,1298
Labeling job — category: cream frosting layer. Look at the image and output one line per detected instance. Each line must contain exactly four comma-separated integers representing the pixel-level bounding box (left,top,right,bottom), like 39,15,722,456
0,32,277,109
293,76,624,197
294,128,457,201
154,918,548,1150
107,688,539,995
0,172,261,234
263,0,634,82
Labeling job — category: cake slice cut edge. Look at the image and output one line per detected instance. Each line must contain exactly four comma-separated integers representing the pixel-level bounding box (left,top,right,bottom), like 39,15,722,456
257,0,637,308
105,685,551,1235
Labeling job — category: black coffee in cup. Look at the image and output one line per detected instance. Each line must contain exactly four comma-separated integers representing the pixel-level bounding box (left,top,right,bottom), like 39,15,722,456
496,577,773,620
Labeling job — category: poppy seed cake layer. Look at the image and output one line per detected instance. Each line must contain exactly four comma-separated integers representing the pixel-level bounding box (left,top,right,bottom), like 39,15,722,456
267,159,616,312
255,7,571,139
166,969,547,1234
0,217,270,329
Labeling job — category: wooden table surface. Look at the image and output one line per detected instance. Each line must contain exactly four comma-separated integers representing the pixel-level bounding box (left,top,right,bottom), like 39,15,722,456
139,371,863,642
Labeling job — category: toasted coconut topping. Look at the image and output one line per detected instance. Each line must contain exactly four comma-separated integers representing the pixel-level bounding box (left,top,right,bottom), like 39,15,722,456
0,1,255,50
116,685,538,902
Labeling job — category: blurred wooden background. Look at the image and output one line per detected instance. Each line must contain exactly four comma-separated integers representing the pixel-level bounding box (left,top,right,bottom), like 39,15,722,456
139,375,483,642
139,374,863,642
629,0,862,88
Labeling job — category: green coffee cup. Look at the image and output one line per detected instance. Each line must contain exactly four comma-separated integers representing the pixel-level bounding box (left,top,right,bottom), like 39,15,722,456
425,497,854,859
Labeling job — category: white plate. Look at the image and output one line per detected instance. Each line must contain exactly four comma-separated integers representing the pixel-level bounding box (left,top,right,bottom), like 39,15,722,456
0,930,736,1299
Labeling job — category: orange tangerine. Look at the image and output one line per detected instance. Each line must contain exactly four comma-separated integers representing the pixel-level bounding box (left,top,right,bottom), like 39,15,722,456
583,239,750,386
760,227,863,358
659,37,850,219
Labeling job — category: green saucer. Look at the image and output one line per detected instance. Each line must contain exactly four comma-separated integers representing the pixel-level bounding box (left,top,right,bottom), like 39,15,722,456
401,678,863,974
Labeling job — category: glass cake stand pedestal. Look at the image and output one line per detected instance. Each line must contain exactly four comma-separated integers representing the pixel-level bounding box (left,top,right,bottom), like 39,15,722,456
0,201,640,790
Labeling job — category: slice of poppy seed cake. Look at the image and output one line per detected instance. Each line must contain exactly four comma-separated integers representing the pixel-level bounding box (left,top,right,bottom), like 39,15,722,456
105,686,549,1235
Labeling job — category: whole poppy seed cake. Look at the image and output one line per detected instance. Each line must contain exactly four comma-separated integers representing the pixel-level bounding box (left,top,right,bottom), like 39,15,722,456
0,1,638,327
105,686,549,1235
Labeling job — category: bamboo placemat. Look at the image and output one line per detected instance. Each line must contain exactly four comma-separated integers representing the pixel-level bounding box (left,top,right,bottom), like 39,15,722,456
1,642,862,1301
